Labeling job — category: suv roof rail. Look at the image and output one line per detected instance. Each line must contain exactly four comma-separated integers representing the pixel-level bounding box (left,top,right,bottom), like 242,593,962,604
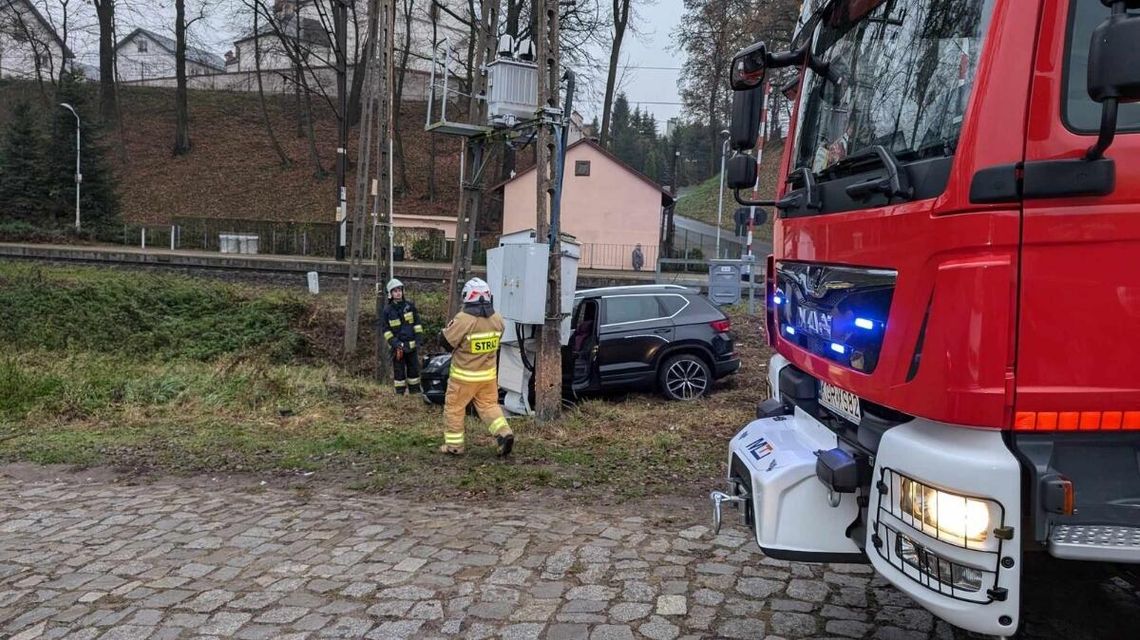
576,284,693,295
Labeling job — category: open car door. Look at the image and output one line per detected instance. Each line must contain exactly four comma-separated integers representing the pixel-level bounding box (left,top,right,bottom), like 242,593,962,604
569,298,601,395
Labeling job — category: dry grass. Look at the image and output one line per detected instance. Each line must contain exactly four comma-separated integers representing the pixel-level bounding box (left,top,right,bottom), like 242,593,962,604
0,263,772,502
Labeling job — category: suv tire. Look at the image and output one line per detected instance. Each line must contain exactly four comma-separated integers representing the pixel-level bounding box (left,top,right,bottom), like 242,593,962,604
659,354,712,401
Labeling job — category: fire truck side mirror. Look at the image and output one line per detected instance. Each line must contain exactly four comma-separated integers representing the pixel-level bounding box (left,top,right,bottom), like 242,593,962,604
1087,4,1140,104
730,42,768,91
730,87,764,151
726,154,758,190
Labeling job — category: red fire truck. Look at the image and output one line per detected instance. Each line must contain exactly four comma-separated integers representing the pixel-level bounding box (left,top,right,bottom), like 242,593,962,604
709,0,1140,635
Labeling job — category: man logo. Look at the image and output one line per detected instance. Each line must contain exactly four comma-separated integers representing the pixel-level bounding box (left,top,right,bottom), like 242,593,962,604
747,437,774,462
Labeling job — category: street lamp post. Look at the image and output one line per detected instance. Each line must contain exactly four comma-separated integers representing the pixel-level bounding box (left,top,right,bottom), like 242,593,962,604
715,129,730,259
59,103,82,234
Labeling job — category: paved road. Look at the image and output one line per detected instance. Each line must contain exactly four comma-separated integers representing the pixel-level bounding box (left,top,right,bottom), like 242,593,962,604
0,475,1135,640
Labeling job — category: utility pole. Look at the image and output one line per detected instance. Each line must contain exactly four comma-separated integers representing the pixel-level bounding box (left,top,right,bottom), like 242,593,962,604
373,0,396,381
345,0,394,362
666,149,679,257
533,0,562,422
335,0,350,261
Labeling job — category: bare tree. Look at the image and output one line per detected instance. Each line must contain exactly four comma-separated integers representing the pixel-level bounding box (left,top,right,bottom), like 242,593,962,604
93,0,118,125
174,0,195,154
0,0,62,96
245,0,335,175
391,0,413,194
253,1,290,166
599,0,631,147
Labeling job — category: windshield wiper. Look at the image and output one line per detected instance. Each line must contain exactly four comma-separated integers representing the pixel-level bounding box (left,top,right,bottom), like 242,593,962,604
895,137,956,162
776,167,823,212
839,146,915,201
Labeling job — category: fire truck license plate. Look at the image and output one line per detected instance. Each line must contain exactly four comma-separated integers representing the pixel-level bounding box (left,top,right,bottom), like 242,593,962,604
819,381,862,424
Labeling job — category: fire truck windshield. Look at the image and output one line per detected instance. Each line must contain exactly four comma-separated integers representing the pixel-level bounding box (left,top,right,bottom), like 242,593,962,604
792,0,996,178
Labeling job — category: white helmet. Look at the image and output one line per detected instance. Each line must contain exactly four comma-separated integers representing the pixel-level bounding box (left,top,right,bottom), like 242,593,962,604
462,277,492,304
386,278,404,296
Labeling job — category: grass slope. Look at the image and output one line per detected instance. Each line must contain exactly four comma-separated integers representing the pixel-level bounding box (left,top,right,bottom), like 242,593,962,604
0,262,769,501
674,140,785,244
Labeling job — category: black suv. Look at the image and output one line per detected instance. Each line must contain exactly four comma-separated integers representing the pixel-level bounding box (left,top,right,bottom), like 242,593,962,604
422,285,740,403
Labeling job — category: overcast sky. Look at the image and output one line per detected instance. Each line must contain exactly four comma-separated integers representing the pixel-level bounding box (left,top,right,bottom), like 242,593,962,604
59,0,687,125
579,0,686,126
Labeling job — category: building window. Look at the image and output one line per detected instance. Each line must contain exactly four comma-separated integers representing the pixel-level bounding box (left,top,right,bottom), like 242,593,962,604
575,160,591,176
137,40,148,53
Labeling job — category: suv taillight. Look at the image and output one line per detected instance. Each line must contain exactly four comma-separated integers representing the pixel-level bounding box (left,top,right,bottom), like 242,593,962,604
711,318,732,333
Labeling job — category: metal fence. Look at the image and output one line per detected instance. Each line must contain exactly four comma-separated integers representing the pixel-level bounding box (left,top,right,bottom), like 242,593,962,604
109,217,747,273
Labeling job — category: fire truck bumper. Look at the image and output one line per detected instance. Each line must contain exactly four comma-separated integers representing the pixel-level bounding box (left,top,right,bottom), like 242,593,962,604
713,406,865,562
715,354,1025,637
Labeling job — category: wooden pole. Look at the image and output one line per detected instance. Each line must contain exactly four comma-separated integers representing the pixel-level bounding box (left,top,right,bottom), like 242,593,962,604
534,0,562,422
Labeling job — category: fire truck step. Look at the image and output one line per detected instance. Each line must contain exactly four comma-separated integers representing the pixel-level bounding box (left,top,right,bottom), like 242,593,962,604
1048,525,1140,563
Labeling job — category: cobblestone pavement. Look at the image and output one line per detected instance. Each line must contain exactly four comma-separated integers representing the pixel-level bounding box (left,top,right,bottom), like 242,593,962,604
0,475,1136,640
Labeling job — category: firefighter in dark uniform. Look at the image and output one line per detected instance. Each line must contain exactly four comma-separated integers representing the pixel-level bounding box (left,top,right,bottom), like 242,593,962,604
381,278,424,394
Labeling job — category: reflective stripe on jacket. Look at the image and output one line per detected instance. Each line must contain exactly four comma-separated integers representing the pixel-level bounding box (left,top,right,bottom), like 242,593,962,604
443,311,505,382
382,300,423,350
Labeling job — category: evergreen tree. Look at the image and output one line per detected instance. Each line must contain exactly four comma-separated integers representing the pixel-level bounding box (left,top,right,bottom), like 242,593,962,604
644,145,662,183
610,94,641,169
609,93,631,147
640,113,658,139
45,71,119,236
0,101,48,223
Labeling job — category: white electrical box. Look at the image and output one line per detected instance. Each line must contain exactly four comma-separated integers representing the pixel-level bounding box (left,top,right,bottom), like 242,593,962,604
499,242,549,325
490,227,579,342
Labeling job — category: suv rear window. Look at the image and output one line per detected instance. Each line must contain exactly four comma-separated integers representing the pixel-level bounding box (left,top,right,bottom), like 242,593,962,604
604,296,662,325
1064,2,1140,132
657,295,688,316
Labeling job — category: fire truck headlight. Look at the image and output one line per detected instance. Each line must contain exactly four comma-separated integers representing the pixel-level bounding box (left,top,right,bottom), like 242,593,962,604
898,477,993,548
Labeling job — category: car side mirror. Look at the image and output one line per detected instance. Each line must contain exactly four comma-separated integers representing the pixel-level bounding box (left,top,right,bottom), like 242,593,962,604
729,87,764,151
1084,0,1140,159
727,154,757,190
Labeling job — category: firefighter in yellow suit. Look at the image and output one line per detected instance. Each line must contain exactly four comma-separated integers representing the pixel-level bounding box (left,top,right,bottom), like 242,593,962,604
439,278,514,457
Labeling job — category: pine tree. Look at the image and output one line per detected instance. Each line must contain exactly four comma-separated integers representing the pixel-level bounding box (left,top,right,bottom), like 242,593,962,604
644,145,662,183
0,101,48,224
45,71,120,237
609,94,631,147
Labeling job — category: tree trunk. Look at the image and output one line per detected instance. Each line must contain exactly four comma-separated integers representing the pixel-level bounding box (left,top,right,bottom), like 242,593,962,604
349,0,379,128
294,13,305,138
255,7,290,166
464,0,476,113
599,0,630,148
506,0,523,36
59,0,71,85
94,0,118,125
303,87,326,177
428,134,437,202
392,0,413,194
173,0,192,156
347,36,370,126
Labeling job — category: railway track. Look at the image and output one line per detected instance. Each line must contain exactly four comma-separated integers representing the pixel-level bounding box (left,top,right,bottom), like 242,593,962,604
0,242,682,289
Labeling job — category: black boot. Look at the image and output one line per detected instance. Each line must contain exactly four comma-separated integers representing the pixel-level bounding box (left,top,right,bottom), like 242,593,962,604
496,433,515,458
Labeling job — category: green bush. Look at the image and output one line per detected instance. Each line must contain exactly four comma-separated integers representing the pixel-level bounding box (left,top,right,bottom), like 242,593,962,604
0,264,307,363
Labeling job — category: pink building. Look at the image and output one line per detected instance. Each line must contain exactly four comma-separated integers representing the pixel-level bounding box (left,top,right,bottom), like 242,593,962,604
500,140,674,271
